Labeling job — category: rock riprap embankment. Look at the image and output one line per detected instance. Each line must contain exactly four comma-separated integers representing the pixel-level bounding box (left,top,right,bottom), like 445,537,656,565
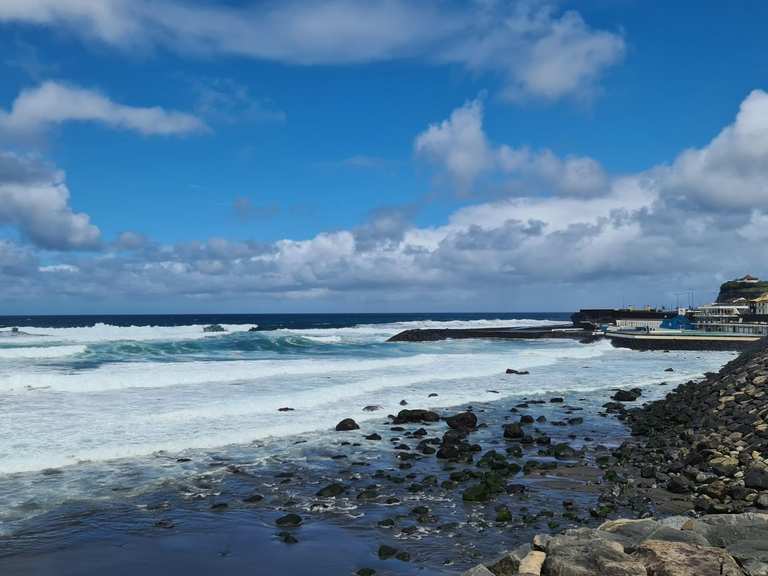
610,344,768,514
462,512,768,576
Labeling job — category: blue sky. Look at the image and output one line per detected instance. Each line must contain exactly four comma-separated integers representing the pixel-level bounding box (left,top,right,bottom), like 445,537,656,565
1,1,768,313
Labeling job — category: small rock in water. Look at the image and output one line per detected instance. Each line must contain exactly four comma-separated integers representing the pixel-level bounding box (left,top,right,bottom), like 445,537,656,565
278,407,294,412
316,483,346,497
428,393,438,397
612,389,641,402
378,545,399,560
276,531,298,544
391,409,440,424
335,418,360,431
365,433,382,441
203,324,226,333
210,502,228,510
362,405,382,412
550,397,564,403
506,368,530,375
275,513,303,527
356,569,376,576
154,519,175,529
445,411,478,432
243,493,264,503
399,399,408,406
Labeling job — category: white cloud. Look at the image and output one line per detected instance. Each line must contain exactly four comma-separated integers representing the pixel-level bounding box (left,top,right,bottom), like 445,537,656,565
0,152,101,250
4,88,768,311
658,89,768,211
415,99,494,190
439,2,625,101
0,1,624,102
0,81,207,136
416,98,609,196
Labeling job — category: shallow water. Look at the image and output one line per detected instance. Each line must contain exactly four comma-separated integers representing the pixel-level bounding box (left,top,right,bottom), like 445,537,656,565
0,314,735,574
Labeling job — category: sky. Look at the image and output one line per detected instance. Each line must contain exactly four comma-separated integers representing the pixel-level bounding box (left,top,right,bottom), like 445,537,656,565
1,0,768,314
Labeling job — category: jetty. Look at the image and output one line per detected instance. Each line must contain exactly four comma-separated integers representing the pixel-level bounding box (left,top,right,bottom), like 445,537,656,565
387,324,599,343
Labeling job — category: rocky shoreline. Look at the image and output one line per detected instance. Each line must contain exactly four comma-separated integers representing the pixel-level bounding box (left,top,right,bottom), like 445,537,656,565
460,341,768,575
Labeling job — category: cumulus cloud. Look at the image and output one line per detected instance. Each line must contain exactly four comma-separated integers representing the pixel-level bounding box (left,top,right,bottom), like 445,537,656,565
657,89,768,211
0,0,624,102
439,2,625,100
0,81,207,136
4,90,768,311
416,98,609,196
415,99,494,190
0,152,101,250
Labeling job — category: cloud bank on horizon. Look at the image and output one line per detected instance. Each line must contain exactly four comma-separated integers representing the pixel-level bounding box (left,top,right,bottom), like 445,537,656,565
0,1,766,312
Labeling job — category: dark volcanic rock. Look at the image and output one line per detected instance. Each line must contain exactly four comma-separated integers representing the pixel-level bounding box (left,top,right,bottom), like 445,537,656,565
391,409,440,424
335,418,360,431
745,464,768,490
612,389,641,402
506,368,530,375
503,422,524,439
316,483,346,497
275,513,302,527
445,411,478,431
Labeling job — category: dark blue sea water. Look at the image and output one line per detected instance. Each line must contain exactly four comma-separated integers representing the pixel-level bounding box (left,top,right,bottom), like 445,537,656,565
0,312,572,330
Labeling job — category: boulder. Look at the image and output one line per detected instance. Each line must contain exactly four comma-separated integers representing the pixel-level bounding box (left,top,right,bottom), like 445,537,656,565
745,464,768,490
634,540,742,576
335,418,360,431
504,423,524,439
542,532,646,576
518,551,546,575
275,513,302,527
316,483,345,497
446,411,478,431
485,544,531,575
709,456,739,477
612,389,641,402
391,409,440,424
506,369,530,375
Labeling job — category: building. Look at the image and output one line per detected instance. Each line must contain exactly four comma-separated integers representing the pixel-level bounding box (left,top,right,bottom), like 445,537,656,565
752,293,768,315
738,274,761,283
615,318,665,330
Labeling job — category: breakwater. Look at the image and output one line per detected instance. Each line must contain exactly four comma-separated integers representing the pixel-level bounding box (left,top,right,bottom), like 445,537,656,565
387,325,599,343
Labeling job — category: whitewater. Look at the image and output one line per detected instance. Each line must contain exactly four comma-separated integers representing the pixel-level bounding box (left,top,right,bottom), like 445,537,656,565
0,313,734,532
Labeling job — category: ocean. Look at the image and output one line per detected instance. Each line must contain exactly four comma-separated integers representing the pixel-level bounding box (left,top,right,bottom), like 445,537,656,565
0,313,736,574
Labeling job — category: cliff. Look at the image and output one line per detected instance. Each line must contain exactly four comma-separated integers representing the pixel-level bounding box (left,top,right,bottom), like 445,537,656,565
716,279,768,303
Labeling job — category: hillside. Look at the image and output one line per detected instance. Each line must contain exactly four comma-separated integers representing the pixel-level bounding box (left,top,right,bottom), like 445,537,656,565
716,279,768,303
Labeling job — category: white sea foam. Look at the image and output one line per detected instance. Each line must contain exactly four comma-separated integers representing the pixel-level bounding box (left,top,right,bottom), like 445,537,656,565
0,316,730,482
0,345,86,359
2,323,257,345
